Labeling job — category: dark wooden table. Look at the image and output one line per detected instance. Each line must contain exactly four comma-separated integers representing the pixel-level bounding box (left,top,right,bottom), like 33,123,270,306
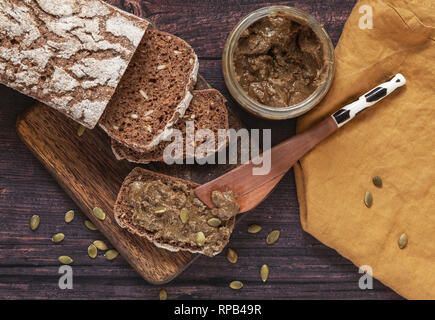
0,0,401,299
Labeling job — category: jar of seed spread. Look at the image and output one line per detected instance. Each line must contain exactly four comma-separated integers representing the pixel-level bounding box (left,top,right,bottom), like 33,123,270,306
223,6,335,119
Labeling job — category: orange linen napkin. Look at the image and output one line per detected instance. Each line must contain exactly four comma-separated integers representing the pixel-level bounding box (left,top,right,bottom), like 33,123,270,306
294,0,435,299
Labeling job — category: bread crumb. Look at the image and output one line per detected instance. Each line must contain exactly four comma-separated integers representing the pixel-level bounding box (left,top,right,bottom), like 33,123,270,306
131,114,139,119
139,89,148,99
157,65,167,70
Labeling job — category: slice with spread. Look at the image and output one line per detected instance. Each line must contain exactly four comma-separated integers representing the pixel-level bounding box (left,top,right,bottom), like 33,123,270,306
114,167,238,257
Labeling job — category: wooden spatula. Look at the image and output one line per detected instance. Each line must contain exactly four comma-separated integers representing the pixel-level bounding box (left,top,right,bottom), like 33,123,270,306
195,74,406,213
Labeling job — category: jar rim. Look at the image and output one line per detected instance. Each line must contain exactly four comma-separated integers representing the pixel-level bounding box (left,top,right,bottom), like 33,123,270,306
222,6,336,120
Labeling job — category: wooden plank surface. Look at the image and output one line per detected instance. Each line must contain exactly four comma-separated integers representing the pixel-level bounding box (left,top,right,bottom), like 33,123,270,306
15,74,246,285
0,0,402,299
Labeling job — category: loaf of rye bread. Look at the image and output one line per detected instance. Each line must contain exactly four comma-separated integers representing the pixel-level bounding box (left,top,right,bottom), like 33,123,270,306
0,0,149,129
99,29,199,152
114,167,236,256
111,89,229,163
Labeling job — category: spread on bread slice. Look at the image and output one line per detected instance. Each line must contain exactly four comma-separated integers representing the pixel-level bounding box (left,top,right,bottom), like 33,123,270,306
114,167,237,257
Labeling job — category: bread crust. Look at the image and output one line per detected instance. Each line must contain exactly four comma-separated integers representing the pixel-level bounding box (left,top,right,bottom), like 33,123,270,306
0,0,149,128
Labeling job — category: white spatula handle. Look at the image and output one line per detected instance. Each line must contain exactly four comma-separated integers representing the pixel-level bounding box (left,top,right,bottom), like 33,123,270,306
332,73,406,127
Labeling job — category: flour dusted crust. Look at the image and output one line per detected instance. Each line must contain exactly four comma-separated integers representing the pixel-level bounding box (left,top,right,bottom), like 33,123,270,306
99,30,199,152
111,89,230,163
114,167,236,256
0,0,149,128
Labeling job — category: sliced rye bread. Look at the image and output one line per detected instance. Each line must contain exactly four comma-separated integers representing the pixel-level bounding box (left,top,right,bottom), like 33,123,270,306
114,167,236,256
0,0,150,129
111,89,229,163
99,29,199,152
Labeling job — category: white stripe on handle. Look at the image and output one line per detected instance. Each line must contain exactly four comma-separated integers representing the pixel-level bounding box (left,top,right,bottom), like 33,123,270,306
332,73,406,127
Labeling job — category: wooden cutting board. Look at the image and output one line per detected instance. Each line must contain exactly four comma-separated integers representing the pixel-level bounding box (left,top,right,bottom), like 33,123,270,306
16,75,246,284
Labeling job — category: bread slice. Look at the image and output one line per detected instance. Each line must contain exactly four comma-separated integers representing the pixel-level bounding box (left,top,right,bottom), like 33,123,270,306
114,167,236,256
111,89,229,163
99,29,199,152
0,0,149,129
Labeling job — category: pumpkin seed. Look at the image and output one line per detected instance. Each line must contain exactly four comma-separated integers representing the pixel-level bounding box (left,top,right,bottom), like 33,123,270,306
226,248,238,264
64,210,75,223
93,240,108,251
229,281,243,290
364,191,373,208
105,249,119,260
77,125,86,137
266,230,280,245
398,233,408,249
88,244,97,258
260,264,269,283
154,206,167,214
207,217,222,228
51,233,65,243
159,289,167,300
196,232,206,246
248,224,262,234
84,220,98,231
373,176,383,188
93,207,106,221
29,215,40,231
58,256,73,265
180,208,189,224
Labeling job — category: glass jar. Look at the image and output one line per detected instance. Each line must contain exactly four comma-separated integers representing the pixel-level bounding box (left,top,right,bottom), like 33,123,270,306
222,6,335,120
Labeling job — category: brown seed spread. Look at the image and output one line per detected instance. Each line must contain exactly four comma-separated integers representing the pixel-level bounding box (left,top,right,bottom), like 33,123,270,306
233,13,327,108
211,190,240,220
127,179,239,256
